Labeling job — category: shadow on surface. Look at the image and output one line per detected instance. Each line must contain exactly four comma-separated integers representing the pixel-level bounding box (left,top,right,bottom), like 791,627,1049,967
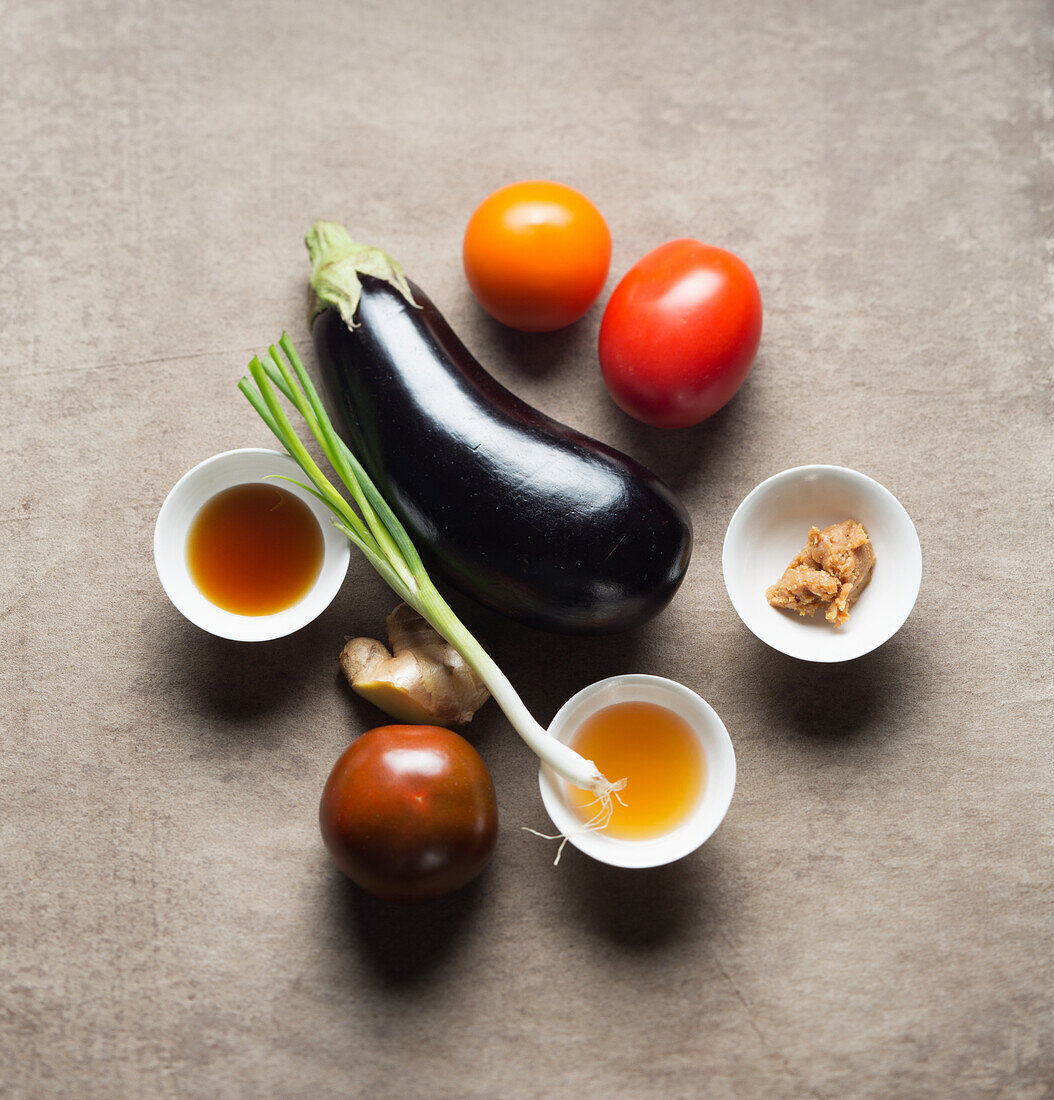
153,610,338,725
592,372,759,496
745,633,925,745
323,864,487,986
556,848,720,949
477,309,594,381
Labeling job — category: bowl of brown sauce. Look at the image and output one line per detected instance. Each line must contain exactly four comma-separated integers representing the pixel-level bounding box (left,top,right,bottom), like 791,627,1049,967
155,449,350,641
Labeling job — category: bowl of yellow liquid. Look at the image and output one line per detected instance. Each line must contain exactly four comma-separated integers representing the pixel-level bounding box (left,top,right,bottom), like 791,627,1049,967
538,674,736,868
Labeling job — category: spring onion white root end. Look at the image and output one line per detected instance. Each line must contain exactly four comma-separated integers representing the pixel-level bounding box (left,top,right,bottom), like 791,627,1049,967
523,785,629,866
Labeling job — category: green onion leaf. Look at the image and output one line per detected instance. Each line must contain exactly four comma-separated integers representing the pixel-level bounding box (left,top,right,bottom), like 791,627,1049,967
239,334,616,799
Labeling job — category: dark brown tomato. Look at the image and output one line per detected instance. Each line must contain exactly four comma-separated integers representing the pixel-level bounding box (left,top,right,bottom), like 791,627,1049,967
319,725,498,904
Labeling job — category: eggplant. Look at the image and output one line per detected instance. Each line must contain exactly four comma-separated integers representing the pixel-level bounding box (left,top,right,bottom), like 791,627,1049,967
306,222,692,635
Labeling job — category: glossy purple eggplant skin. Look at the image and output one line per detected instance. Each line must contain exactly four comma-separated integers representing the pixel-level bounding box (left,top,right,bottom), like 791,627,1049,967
312,275,692,634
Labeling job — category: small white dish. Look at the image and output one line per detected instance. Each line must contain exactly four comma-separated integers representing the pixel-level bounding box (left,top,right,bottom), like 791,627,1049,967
154,448,351,641
722,465,921,663
538,674,736,869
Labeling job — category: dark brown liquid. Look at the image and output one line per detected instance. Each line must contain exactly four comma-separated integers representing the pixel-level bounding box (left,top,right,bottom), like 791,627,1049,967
186,483,324,615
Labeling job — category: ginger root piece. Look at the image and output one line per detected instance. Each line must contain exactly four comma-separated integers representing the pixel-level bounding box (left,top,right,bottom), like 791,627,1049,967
340,603,490,726
766,520,875,626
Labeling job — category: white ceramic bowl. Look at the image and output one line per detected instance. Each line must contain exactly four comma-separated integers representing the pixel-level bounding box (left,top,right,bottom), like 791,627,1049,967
722,465,921,663
538,674,736,869
154,448,351,641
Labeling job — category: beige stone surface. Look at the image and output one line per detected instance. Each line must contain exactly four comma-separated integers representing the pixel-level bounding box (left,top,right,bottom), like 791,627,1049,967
2,1,1051,1097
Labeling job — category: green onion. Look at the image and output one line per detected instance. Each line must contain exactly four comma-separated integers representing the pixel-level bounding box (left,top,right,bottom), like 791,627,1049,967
239,334,622,802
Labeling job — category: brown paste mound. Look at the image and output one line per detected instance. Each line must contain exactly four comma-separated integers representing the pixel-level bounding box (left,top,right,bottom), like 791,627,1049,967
766,520,875,626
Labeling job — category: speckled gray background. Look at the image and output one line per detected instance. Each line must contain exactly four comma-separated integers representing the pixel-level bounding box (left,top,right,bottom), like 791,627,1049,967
2,1,1051,1097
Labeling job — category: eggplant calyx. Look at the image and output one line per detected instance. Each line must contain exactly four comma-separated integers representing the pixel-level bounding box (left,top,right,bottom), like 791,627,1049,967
306,220,417,328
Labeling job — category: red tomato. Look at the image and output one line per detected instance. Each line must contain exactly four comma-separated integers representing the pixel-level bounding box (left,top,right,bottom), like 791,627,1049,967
319,725,498,904
598,240,762,428
463,180,611,332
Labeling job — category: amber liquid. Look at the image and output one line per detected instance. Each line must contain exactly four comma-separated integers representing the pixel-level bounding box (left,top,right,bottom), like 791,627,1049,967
567,701,706,839
186,483,324,615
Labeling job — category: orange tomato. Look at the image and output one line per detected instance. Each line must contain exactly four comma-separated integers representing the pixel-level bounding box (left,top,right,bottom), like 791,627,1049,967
462,180,611,332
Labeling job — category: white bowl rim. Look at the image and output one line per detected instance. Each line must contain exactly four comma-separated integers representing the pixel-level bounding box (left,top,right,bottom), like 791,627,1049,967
154,447,351,641
722,463,922,663
537,673,736,869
